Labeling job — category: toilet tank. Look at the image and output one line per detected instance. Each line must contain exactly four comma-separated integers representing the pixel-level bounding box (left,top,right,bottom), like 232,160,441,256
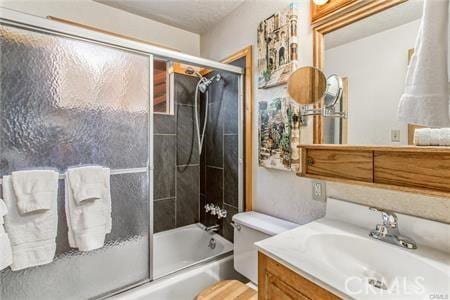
232,212,298,284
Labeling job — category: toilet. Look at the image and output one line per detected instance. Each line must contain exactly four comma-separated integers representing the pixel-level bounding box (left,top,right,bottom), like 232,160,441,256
196,211,298,299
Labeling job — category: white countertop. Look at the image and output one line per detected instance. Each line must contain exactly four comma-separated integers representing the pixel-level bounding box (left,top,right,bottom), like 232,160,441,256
255,198,450,300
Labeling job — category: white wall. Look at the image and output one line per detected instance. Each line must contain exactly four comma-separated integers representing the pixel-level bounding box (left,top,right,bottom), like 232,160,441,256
201,1,450,224
201,0,326,225
0,0,200,55
325,20,420,145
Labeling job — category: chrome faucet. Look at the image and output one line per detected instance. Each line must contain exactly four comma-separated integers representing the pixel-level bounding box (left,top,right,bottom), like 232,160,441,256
369,207,417,249
204,224,220,233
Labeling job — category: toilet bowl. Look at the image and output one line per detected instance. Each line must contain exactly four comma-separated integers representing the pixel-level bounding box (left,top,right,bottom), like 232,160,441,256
196,212,298,299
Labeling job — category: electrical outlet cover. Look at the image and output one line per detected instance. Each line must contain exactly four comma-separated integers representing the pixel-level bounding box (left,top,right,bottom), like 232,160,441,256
312,180,326,202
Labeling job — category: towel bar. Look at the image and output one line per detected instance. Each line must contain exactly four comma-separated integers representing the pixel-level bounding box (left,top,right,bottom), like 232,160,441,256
0,167,149,184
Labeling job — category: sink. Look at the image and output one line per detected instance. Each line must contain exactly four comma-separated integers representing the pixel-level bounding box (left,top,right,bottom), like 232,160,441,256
305,233,449,298
255,198,450,299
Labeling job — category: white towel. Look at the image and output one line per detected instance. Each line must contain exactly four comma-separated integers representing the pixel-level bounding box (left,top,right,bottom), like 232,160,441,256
2,176,57,271
67,166,107,204
11,170,59,214
0,199,13,271
65,167,111,251
398,0,450,127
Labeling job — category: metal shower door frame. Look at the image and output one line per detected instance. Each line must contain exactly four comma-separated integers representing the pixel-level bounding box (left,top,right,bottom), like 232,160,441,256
0,7,245,296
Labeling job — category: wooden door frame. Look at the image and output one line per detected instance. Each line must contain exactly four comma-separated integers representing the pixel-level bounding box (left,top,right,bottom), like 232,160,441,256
311,0,407,143
221,46,253,211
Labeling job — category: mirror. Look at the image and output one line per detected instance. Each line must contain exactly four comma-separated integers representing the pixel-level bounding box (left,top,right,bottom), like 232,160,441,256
287,66,326,105
324,74,343,109
321,0,424,145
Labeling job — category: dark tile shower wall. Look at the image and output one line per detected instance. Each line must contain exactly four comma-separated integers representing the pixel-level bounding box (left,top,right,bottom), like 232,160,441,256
201,70,240,242
153,74,200,233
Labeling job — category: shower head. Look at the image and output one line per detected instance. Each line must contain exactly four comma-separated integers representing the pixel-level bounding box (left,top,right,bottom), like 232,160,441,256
198,74,222,93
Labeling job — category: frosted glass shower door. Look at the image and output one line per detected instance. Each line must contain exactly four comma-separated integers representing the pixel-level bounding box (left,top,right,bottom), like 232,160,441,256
0,24,151,299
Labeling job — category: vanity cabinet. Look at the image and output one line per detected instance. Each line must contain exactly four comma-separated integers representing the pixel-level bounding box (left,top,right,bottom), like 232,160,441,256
258,252,341,300
299,145,450,197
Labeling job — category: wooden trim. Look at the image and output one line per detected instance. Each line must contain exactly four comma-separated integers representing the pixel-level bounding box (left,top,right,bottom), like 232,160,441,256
47,16,180,52
220,46,254,212
311,0,407,144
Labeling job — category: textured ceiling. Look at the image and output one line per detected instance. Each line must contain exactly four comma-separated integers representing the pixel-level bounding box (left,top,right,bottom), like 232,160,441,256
95,0,245,34
325,0,423,49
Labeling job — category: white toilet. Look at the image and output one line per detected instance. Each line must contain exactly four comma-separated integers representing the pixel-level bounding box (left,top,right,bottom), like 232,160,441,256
232,211,298,286
196,211,297,299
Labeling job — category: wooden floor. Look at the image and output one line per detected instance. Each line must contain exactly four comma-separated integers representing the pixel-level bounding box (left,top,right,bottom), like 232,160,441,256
196,280,257,300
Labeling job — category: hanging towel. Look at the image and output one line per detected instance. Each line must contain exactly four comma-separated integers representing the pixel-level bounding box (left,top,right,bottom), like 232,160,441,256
398,0,450,127
0,199,13,271
66,166,107,204
11,170,59,214
2,176,57,271
65,167,111,251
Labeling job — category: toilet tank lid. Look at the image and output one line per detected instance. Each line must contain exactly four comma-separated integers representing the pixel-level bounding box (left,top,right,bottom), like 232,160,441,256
232,212,298,236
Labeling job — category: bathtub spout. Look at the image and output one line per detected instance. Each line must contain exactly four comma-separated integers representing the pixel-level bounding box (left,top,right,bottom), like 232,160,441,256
204,224,220,233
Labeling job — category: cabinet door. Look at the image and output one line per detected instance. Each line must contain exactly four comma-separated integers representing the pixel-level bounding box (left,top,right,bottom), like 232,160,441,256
265,272,310,300
304,149,373,182
374,151,450,192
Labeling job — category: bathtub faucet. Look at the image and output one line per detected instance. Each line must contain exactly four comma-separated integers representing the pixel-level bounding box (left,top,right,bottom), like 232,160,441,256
204,224,220,233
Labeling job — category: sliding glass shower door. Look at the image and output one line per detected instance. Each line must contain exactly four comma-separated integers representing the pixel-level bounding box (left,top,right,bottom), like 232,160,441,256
0,23,152,299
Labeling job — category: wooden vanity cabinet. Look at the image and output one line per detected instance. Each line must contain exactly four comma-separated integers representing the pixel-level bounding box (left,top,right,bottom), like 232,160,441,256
258,252,341,300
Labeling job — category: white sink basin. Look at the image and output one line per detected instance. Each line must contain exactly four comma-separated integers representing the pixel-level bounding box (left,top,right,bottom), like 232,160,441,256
304,232,449,298
255,198,450,300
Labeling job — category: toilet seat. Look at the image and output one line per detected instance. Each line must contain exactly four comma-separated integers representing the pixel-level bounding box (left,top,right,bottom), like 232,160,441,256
196,280,257,300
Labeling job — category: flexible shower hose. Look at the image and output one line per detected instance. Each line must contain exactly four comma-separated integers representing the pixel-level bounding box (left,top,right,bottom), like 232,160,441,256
194,78,208,155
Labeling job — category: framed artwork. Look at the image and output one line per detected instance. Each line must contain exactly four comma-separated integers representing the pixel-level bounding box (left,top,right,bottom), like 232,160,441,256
258,97,294,171
257,3,298,89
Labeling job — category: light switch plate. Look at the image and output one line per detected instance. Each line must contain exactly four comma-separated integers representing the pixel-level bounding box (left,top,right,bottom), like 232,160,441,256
312,180,326,202
391,129,401,142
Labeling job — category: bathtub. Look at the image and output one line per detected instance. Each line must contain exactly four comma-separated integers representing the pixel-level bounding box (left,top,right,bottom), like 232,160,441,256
153,223,233,278
110,223,245,300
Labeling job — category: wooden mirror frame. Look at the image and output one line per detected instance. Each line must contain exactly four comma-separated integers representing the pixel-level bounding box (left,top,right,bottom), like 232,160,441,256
311,0,407,143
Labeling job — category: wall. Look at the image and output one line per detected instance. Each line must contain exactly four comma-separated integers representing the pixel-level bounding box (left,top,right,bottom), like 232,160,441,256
0,0,200,55
201,1,450,224
153,74,200,233
200,66,240,242
325,20,420,145
201,0,326,225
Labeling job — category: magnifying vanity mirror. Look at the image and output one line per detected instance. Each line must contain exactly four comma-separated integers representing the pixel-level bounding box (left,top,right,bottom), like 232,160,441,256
287,67,345,118
287,66,327,105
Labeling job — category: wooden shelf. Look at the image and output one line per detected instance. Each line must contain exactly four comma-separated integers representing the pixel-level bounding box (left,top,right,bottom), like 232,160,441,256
298,144,450,198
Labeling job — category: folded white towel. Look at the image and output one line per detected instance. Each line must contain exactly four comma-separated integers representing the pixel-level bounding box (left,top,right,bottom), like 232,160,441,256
0,199,13,271
11,170,59,214
65,167,111,251
2,176,57,271
398,0,450,127
67,166,108,204
414,128,431,146
439,128,450,146
430,129,441,146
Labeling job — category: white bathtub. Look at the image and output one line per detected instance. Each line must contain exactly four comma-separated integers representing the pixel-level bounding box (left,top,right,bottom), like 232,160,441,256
153,223,233,278
109,223,245,300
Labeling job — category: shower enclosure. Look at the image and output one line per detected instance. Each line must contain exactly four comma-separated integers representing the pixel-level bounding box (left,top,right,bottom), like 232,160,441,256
0,8,243,300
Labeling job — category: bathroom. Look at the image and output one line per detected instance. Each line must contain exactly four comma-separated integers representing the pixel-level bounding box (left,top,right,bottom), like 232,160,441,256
0,0,449,299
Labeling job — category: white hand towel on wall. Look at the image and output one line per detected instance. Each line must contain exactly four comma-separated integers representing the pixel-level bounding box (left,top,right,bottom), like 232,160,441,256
398,0,450,127
65,167,111,251
11,170,59,214
0,199,13,271
2,176,57,271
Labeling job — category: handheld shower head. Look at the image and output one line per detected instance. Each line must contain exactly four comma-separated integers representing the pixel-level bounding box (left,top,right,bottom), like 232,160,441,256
198,74,222,93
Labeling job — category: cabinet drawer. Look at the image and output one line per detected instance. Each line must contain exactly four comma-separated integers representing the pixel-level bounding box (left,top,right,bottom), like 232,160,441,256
374,151,450,192
304,149,373,182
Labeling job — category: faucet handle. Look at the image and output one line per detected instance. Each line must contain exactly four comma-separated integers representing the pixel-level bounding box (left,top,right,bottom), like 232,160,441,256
369,207,398,228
